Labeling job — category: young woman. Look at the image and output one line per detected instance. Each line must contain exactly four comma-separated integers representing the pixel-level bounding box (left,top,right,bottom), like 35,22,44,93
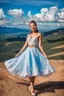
4,20,55,96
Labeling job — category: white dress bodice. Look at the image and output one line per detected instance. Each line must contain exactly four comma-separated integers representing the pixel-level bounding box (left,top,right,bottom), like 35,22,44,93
27,34,39,47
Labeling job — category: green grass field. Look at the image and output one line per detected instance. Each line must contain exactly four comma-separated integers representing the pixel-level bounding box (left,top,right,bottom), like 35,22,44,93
0,30,64,62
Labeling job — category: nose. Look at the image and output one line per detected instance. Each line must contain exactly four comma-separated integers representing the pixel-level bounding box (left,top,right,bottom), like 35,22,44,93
31,25,35,28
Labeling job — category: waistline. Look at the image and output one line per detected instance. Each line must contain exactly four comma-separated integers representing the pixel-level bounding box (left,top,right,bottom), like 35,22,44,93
28,45,36,47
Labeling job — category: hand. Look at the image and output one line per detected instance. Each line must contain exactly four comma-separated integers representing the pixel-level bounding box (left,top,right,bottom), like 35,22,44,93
45,56,48,59
15,54,19,58
44,55,48,59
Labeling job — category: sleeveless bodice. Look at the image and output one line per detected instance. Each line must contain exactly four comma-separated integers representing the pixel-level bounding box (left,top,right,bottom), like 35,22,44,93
27,34,39,47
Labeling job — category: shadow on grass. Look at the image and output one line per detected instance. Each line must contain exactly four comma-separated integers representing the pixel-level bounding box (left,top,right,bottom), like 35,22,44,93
47,48,64,54
48,55,64,60
47,37,64,43
5,37,26,42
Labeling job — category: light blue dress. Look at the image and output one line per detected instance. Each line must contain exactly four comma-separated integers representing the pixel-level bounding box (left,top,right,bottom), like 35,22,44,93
4,34,55,77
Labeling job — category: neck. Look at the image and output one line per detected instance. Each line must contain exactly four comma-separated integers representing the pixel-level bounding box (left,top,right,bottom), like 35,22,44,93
32,31,37,33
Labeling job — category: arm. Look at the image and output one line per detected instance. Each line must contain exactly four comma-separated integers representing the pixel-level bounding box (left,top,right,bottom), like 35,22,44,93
15,37,28,57
38,33,47,58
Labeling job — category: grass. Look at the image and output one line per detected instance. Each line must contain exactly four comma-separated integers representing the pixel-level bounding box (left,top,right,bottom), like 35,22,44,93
0,31,64,62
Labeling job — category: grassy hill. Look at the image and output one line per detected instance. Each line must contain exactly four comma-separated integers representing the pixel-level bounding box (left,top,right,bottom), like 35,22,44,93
0,30,64,62
42,30,64,60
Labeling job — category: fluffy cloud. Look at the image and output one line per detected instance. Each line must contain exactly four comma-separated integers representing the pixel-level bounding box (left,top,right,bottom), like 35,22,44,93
46,6,58,21
0,6,64,28
0,20,5,25
34,13,41,20
57,12,64,19
56,8,64,22
40,8,48,13
8,9,24,17
28,6,58,21
33,8,48,21
0,18,10,27
0,8,7,26
60,8,64,12
57,8,64,19
49,6,58,14
0,8,6,19
27,11,32,18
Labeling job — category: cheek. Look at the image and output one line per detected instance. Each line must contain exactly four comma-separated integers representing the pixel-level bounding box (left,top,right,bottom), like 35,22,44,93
33,26,36,29
30,25,36,29
30,27,34,29
30,27,33,29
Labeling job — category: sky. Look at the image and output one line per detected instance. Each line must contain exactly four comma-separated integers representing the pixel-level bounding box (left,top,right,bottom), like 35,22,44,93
0,0,64,29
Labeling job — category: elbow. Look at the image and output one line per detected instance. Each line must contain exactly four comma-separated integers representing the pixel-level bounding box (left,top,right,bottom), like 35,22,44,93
39,45,42,49
25,43,28,48
39,45,44,50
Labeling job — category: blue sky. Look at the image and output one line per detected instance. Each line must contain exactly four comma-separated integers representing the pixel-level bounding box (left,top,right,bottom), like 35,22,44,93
0,0,64,17
0,0,64,28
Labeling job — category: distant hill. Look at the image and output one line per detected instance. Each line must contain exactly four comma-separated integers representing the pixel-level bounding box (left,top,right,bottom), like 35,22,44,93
42,27,64,37
0,26,29,34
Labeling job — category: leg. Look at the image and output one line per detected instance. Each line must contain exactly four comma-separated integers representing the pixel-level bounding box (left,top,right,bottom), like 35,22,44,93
29,76,35,86
28,76,36,95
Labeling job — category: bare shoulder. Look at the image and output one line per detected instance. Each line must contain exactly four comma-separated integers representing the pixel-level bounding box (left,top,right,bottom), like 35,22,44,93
27,34,30,36
27,34,31,36
26,34,30,37
38,33,42,38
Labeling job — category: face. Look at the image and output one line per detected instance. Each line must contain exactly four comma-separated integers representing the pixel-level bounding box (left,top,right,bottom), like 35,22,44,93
30,23,37,32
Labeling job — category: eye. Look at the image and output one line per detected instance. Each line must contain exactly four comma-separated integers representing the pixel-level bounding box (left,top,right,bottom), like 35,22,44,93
30,23,35,27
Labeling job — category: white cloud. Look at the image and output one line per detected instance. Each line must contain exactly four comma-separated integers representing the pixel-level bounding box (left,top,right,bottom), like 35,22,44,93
29,6,58,21
45,13,55,21
57,12,64,19
8,9,24,17
60,8,64,12
0,18,10,27
0,6,64,28
0,20,5,25
49,6,58,14
57,8,64,22
0,8,6,19
27,11,32,18
47,6,58,21
57,8,64,19
44,6,58,21
57,19,64,22
40,8,48,13
34,13,41,19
